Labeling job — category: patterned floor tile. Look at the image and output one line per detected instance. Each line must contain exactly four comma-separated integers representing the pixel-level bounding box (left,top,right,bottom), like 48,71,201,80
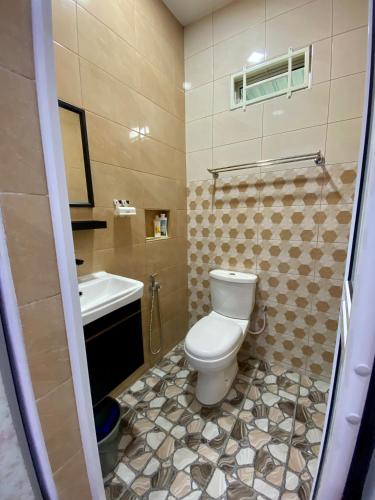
104,341,329,499
283,375,329,500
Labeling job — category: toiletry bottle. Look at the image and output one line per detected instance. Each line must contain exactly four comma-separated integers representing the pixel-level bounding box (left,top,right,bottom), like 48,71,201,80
154,215,161,238
160,213,168,237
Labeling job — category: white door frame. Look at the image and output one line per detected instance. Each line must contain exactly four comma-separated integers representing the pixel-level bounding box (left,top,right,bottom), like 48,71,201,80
315,2,375,496
0,212,55,499
31,1,105,498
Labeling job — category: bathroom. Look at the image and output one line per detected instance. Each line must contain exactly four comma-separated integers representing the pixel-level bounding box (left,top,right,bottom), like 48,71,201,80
0,0,374,499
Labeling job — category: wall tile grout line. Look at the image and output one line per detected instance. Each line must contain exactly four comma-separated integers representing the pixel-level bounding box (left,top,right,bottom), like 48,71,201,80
0,61,35,82
186,116,363,156
184,0,367,63
71,49,185,123
214,22,365,66
75,2,182,84
186,55,366,93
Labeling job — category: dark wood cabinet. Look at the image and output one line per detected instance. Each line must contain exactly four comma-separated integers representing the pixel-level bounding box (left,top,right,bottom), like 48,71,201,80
84,299,144,406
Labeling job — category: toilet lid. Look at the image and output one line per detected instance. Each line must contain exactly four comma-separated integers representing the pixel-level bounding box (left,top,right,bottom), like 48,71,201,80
185,315,242,360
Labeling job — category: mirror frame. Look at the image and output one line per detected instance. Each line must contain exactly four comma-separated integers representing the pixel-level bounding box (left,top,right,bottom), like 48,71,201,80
58,99,95,207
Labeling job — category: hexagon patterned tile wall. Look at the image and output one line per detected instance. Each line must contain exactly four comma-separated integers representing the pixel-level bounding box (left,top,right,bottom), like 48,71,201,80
184,0,368,380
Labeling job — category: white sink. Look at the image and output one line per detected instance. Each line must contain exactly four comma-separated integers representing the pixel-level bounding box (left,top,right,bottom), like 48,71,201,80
78,271,144,325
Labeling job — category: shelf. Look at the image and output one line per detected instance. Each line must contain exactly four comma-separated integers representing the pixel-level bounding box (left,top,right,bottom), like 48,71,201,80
72,220,107,231
145,209,170,239
145,236,170,242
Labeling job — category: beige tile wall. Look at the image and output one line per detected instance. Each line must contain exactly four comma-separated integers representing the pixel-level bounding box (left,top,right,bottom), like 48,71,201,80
0,0,91,497
52,0,188,370
185,0,368,380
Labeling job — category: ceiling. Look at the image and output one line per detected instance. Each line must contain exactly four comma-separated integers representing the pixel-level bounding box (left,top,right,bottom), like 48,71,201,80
162,0,234,26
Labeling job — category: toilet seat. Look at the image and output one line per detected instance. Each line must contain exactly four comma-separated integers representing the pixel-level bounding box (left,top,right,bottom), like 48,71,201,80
185,314,242,360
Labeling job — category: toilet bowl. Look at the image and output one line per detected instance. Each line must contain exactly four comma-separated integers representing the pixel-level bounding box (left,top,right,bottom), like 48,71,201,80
185,269,257,405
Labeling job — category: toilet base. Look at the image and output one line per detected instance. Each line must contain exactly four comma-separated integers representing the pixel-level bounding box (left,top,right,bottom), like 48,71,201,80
195,359,239,406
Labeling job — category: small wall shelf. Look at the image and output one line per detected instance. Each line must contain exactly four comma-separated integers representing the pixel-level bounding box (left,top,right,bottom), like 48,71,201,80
144,209,170,239
72,220,107,231
145,236,170,241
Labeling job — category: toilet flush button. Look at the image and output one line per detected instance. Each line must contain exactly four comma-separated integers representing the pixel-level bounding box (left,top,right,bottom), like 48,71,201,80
346,413,361,425
354,364,371,376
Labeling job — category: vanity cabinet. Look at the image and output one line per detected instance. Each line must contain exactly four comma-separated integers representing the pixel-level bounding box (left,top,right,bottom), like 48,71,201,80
83,299,144,406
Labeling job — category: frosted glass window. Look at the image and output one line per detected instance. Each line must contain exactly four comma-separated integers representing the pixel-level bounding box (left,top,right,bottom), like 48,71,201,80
231,46,311,109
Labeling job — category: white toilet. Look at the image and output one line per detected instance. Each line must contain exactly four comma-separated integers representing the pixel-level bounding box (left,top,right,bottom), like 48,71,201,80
184,269,257,405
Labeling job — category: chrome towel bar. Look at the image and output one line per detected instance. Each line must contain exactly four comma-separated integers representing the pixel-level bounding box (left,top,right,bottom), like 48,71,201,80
207,150,325,179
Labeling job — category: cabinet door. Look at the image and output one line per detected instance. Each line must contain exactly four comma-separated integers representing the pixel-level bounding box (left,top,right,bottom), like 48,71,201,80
85,312,144,406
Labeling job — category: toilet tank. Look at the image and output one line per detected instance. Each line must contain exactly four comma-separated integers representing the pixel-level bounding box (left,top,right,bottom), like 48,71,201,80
209,269,257,320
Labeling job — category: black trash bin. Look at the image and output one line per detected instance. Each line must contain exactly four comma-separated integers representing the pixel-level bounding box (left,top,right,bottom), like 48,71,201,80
94,397,121,476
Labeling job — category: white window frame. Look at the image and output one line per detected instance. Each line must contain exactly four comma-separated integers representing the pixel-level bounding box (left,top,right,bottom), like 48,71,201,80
230,46,311,110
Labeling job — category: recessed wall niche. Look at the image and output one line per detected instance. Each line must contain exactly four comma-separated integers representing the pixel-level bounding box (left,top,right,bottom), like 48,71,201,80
145,209,171,240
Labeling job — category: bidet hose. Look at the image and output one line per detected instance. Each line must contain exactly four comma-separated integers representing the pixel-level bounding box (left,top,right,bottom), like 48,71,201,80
247,305,267,335
149,284,162,355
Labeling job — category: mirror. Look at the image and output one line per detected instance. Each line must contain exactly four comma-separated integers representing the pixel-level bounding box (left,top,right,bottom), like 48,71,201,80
58,100,94,207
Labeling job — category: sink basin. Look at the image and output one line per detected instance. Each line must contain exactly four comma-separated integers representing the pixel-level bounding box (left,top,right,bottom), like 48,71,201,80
78,271,144,325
